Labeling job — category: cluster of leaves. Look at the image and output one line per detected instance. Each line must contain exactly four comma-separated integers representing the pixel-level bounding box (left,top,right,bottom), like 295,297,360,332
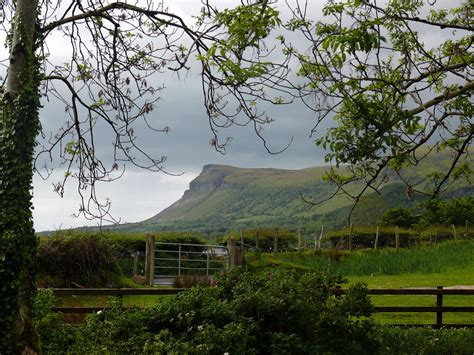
34,269,377,353
381,197,474,228
200,2,280,86
285,0,473,212
378,327,474,355
381,207,420,229
421,197,474,227
37,234,121,287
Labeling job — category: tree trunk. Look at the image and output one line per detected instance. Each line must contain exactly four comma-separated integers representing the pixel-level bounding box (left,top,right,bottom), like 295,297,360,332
0,0,41,352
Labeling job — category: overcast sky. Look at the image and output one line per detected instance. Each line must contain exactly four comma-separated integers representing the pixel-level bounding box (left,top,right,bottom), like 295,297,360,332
1,0,460,231
27,0,330,231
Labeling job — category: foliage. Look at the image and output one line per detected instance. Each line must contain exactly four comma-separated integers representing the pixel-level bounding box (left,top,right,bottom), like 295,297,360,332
32,289,75,351
0,2,42,350
103,231,206,254
36,269,377,353
378,327,474,355
327,226,419,249
37,231,209,284
381,207,419,228
37,234,121,287
223,227,298,251
286,0,473,210
420,197,474,227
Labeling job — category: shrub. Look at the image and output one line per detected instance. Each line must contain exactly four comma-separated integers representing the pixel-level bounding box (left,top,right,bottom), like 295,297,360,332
223,228,298,252
381,207,419,228
379,327,474,355
37,269,378,353
37,234,120,287
421,197,474,226
327,227,419,249
32,289,77,352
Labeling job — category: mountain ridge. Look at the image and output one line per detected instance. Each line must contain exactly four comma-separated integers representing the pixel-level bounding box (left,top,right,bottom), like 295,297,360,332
66,150,472,235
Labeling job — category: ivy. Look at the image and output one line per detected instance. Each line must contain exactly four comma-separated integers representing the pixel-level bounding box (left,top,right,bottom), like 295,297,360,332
0,8,41,352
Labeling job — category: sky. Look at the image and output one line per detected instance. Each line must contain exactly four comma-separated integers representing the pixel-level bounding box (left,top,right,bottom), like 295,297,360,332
28,0,329,231
1,0,461,231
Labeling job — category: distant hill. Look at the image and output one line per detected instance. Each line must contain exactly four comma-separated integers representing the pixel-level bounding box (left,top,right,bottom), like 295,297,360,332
108,149,472,235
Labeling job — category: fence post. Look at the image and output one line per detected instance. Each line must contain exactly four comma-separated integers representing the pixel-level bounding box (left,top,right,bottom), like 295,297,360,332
206,246,210,277
145,234,155,286
395,226,399,250
436,286,443,328
240,230,245,267
178,244,182,277
348,223,353,250
452,224,457,239
133,252,139,277
317,225,324,250
466,220,469,238
374,226,379,250
297,228,301,253
255,230,260,251
273,229,278,254
227,237,236,269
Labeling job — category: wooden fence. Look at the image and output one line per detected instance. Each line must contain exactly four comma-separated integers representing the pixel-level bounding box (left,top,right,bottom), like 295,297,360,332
49,286,474,328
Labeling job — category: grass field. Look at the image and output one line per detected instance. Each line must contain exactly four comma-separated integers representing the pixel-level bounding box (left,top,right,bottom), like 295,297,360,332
248,240,474,326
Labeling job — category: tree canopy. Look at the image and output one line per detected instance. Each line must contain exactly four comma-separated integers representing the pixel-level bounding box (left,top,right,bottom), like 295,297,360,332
284,0,472,210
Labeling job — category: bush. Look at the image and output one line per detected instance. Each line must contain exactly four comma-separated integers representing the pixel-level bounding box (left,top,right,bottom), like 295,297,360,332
379,327,474,355
37,234,121,287
421,197,474,226
37,269,378,353
223,228,298,252
381,207,419,228
327,227,419,249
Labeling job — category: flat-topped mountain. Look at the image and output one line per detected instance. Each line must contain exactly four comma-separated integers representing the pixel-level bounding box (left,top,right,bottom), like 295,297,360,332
89,149,471,235
147,164,332,224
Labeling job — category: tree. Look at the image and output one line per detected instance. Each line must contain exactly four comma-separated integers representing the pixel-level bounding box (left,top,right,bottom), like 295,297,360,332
381,207,417,228
0,0,284,351
285,0,473,215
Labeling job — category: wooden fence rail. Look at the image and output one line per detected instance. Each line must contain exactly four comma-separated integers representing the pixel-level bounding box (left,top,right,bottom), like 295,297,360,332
48,287,474,328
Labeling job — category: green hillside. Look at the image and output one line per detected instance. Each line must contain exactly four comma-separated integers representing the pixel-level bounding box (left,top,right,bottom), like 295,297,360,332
105,149,472,235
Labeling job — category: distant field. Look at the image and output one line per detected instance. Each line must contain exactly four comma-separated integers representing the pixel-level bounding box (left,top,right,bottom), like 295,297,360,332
248,240,474,325
249,240,474,276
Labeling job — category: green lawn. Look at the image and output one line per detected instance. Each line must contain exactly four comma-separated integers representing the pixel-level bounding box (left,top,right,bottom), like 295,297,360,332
349,263,474,325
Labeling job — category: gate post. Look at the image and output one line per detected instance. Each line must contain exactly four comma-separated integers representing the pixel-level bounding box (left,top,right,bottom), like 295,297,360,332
145,234,156,286
227,237,236,269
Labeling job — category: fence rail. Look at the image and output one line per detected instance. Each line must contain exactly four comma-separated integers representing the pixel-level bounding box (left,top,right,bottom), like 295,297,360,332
49,287,474,328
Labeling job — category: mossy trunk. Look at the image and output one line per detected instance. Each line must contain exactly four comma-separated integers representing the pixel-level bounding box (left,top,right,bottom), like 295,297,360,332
0,0,41,352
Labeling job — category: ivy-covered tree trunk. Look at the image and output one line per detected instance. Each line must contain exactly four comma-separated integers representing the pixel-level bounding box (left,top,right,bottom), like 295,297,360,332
0,0,41,352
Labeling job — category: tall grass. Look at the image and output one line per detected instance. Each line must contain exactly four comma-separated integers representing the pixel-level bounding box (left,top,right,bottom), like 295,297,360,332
254,240,474,276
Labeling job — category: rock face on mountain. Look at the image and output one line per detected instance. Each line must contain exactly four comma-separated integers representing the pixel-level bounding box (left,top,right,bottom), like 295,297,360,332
139,150,473,233
147,164,329,224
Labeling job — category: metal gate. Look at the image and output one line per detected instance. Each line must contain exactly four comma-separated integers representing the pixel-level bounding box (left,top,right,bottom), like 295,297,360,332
154,242,228,285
